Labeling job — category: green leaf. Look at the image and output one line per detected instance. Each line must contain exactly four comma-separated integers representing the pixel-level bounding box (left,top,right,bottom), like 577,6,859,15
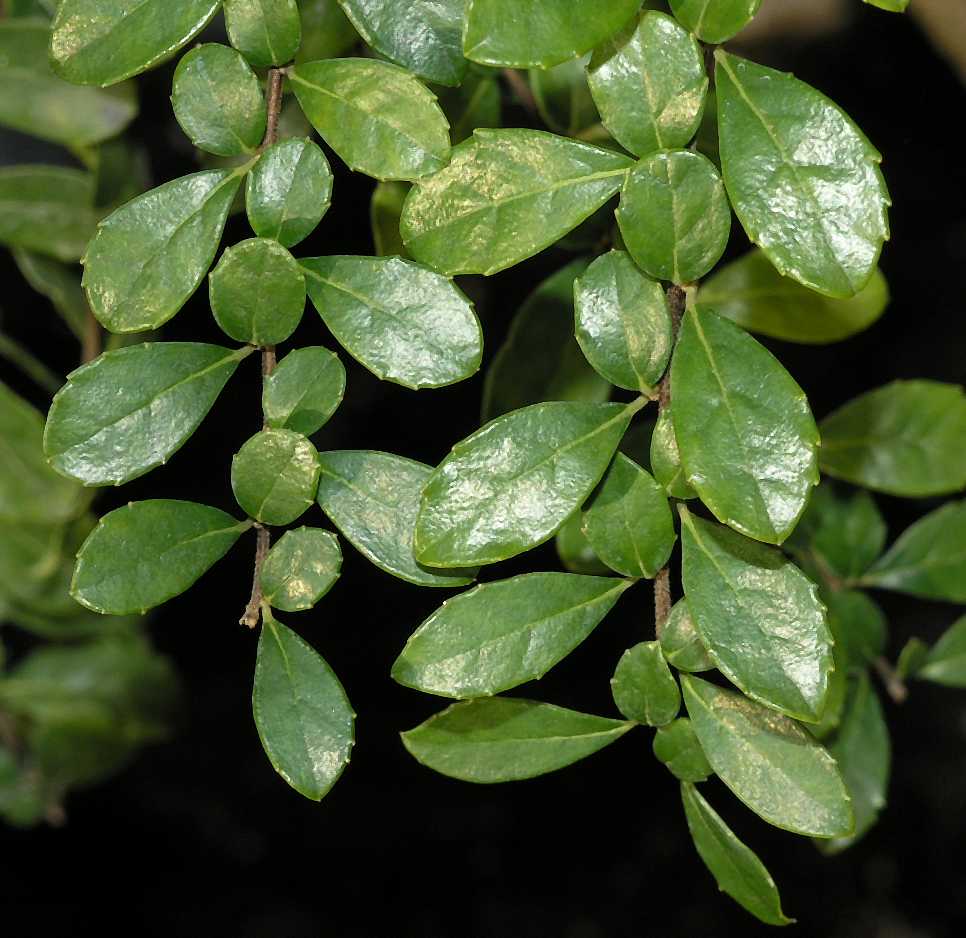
896,637,929,681
337,0,467,85
263,346,346,436
232,429,321,526
253,615,354,800
297,0,358,62
44,342,251,487
401,128,632,276
260,527,342,612
610,641,680,725
462,0,641,68
171,44,265,159
316,451,477,587
529,55,598,137
822,674,889,853
415,400,640,567
819,381,966,496
51,0,222,86
669,0,762,42
224,0,301,66
0,165,96,262
291,58,451,181
71,500,248,614
825,590,887,669
302,255,482,389
864,0,910,11
650,406,696,500
370,181,410,257
680,509,833,722
653,719,712,782
582,455,675,579
436,67,502,144
660,599,714,673
11,250,89,341
83,169,243,333
574,250,672,395
209,238,306,345
681,675,853,838
681,782,793,926
482,258,609,421
810,646,848,741
617,150,730,285
0,382,84,526
555,511,610,575
587,10,707,158
0,20,137,147
672,307,819,544
918,616,966,688
0,748,47,828
394,573,629,698
246,138,333,248
864,501,966,603
699,250,890,345
401,697,634,783
715,51,890,298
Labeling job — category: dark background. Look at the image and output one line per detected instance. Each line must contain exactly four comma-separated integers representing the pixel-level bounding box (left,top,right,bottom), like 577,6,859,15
2,8,966,937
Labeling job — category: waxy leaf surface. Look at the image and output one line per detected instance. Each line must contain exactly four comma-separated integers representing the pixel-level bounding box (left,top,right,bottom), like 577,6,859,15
682,675,853,837
660,599,714,673
71,500,247,614
45,342,249,487
224,0,302,66
401,128,632,276
393,573,630,698
302,255,482,390
415,400,638,567
610,641,680,726
716,52,889,298
263,346,345,436
669,0,762,43
653,718,712,782
232,430,320,526
261,527,342,612
672,308,819,544
401,698,633,783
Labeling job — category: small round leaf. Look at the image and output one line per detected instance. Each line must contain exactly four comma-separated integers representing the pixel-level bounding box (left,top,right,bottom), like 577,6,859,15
261,527,342,611
231,429,320,525
224,0,301,67
263,346,346,436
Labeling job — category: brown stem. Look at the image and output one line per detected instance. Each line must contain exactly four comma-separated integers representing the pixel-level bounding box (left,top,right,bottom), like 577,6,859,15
262,68,286,150
873,656,909,705
81,308,101,364
240,525,271,628
501,68,538,116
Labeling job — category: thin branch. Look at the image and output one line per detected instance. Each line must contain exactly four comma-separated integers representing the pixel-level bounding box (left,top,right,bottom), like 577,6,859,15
262,68,286,151
0,331,63,394
240,525,271,628
873,656,909,705
81,307,101,364
501,68,538,116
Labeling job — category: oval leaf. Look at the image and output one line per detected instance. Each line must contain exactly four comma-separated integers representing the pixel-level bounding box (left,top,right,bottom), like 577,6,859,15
611,641,680,726
653,719,712,782
261,527,342,612
393,573,631,698
224,0,302,67
650,406,696,500
919,616,966,688
669,0,762,43
660,599,714,673
263,346,346,436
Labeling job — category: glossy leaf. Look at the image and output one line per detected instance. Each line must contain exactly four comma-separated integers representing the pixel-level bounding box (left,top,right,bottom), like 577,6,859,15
401,128,632,276
45,343,250,487
263,346,346,436
337,0,467,85
253,615,354,800
51,0,221,86
716,51,890,298
0,20,137,147
171,44,266,157
660,599,714,673
224,0,301,67
246,138,333,248
210,239,306,345
919,617,966,688
0,166,96,262
555,511,610,576
83,169,243,333
232,430,320,526
681,782,793,926
610,641,680,726
823,674,890,853
302,255,482,390
680,509,833,722
864,501,966,603
617,149,730,285
482,258,608,421
582,455,675,579
393,573,630,698
401,698,633,783
415,400,640,567
261,527,342,612
819,381,966,496
316,451,477,588
0,382,83,525
825,590,887,669
650,406,696,500
681,675,853,838
290,58,451,181
71,500,248,614
462,0,641,68
669,0,762,43
653,719,712,782
672,307,819,544
574,250,672,395
529,56,598,137
699,250,890,345
587,10,707,158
